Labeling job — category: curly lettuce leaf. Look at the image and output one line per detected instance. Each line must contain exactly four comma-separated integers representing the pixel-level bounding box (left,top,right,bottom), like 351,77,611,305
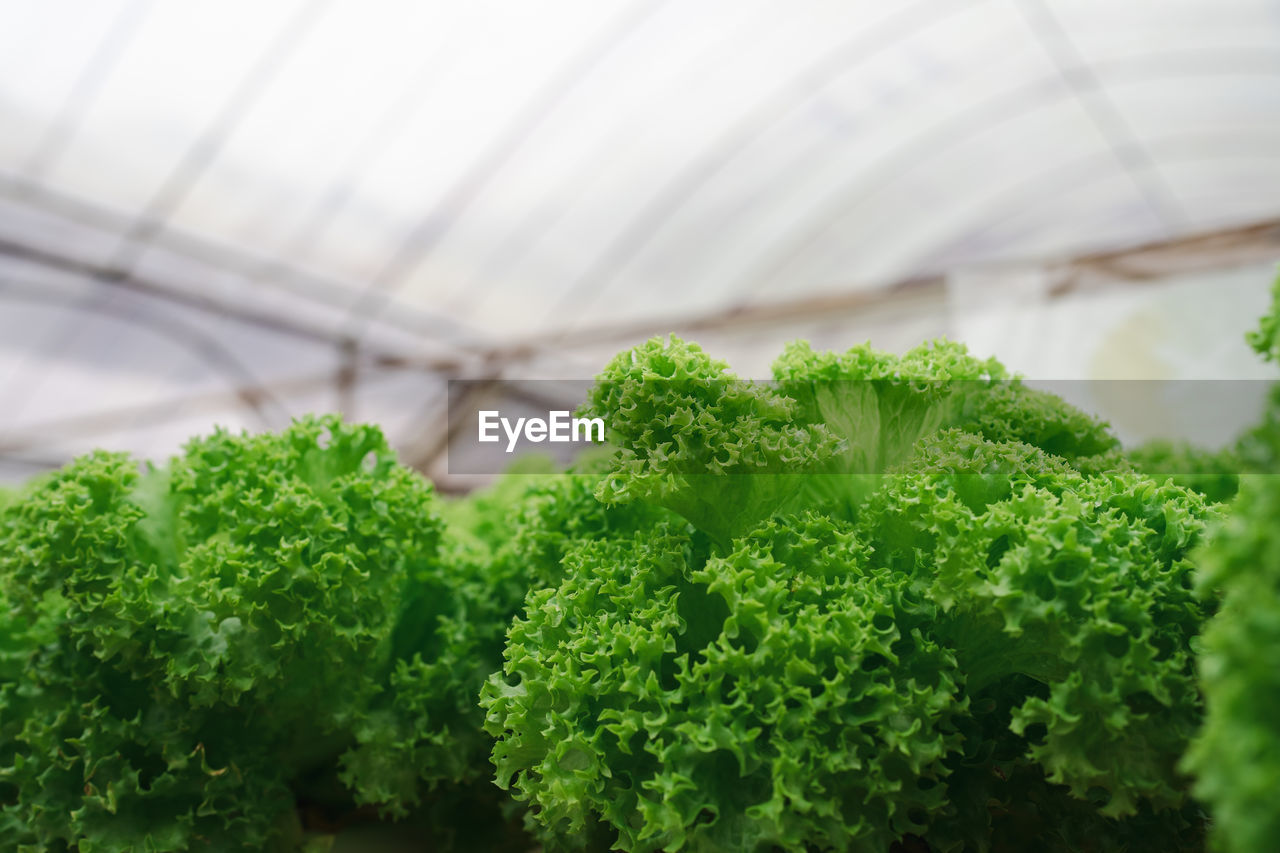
860,431,1213,820
770,339,1007,518
1128,439,1241,504
0,416,447,850
341,460,677,825
1184,473,1280,853
483,515,963,852
957,382,1119,467
772,338,1007,473
582,336,836,547
340,468,539,818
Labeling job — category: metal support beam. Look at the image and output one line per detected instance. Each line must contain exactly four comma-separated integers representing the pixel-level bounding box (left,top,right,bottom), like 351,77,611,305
0,234,466,370
498,216,1280,356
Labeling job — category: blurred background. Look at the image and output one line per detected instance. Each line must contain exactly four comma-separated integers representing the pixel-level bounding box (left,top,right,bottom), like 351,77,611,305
0,0,1277,487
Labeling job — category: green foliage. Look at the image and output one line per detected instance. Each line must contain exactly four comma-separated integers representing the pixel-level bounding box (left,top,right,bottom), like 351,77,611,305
774,338,1121,477
507,465,678,591
485,335,1215,852
1126,370,1280,505
1245,271,1280,363
0,416,450,851
955,382,1121,467
340,464,537,816
6,305,1267,850
1182,274,1280,853
772,338,1008,475
582,335,1126,552
1235,384,1280,475
770,339,1007,518
484,516,963,852
582,335,837,548
861,432,1211,821
342,457,680,846
1184,474,1280,853
1128,440,1241,504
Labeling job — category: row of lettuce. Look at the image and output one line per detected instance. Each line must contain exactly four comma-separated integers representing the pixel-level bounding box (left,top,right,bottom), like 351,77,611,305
0,282,1276,852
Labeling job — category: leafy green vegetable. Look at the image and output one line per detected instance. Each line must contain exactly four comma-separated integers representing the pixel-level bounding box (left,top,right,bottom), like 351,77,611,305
4,303,1259,851
485,335,1214,851
860,431,1211,820
339,462,533,817
1183,273,1280,853
772,338,1007,473
956,382,1122,467
508,462,678,591
1128,440,1241,504
1245,271,1280,363
342,455,679,850
484,515,963,852
770,339,1006,518
1235,384,1280,476
1127,277,1280,499
0,416,451,851
582,335,837,549
1184,473,1280,853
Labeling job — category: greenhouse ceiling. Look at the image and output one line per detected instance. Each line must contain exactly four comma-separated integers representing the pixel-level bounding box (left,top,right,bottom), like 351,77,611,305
0,0,1278,479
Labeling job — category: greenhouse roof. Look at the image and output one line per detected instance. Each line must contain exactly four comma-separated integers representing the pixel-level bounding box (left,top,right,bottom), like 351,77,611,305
0,0,1278,480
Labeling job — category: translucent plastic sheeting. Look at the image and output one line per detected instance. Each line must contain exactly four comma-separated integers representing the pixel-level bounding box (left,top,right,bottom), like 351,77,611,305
0,0,1277,480
950,261,1280,447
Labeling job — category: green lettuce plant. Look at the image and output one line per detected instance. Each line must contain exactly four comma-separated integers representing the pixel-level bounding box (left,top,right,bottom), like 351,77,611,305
0,416,458,851
482,335,1215,852
1183,272,1280,853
